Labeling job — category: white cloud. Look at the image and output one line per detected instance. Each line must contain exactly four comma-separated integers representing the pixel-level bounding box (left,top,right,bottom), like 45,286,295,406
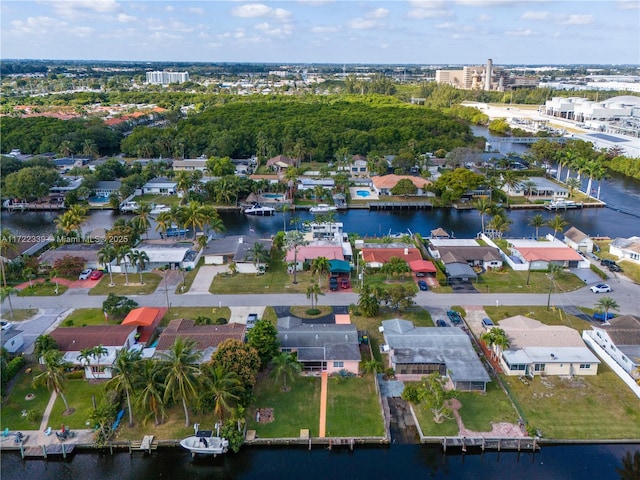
435,22,456,30
311,26,340,33
187,7,204,15
10,15,94,36
456,0,522,6
117,13,136,23
476,14,491,22
232,4,273,18
521,11,550,20
407,1,452,19
165,6,174,12
616,0,639,9
45,0,120,19
348,18,376,30
255,22,293,37
560,14,594,25
505,28,536,36
365,8,388,19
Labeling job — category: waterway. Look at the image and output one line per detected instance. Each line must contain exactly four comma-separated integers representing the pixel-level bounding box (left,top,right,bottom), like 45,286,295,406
2,443,638,479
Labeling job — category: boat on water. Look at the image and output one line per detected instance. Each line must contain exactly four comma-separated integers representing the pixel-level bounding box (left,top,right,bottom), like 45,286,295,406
119,201,139,213
244,203,276,216
165,226,189,237
3,199,30,211
180,426,229,457
544,199,581,210
309,203,338,214
150,204,171,215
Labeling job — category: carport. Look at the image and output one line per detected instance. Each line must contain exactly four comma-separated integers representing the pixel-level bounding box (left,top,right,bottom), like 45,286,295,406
329,259,351,274
445,262,478,282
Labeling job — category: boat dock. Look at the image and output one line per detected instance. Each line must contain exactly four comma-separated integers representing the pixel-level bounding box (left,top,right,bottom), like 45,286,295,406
441,436,539,453
368,202,433,211
20,442,77,459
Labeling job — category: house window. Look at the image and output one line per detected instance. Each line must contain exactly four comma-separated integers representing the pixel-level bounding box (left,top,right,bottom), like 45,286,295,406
579,364,591,369
91,366,105,374
333,361,344,368
534,363,545,372
508,363,526,371
281,348,292,353
611,345,617,352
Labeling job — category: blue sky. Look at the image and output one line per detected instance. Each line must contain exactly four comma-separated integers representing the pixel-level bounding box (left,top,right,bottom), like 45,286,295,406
1,1,638,65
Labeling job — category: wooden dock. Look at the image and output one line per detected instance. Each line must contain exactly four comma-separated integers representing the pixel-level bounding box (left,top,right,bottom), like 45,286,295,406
20,442,76,459
368,202,432,211
442,436,539,453
127,435,158,455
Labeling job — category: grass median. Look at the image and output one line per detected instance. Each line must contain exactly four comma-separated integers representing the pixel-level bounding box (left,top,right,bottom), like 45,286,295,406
89,273,162,295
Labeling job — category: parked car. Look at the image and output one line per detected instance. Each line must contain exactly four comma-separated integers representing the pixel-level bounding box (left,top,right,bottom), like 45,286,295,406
0,321,13,331
481,317,495,329
78,269,92,280
415,272,426,277
600,259,616,266
607,264,622,272
418,280,428,291
246,313,258,329
436,319,447,327
446,310,463,325
89,270,104,281
590,283,611,293
341,278,350,289
593,311,616,322
329,278,339,291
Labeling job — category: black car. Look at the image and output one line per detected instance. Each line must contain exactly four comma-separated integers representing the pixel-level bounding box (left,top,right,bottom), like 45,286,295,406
436,319,447,327
600,259,616,267
329,278,339,291
608,264,622,272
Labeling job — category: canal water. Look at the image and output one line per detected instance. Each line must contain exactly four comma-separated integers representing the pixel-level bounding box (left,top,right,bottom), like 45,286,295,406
1,443,638,479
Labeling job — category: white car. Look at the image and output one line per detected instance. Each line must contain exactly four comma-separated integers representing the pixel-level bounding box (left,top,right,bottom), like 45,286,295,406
79,268,93,280
590,283,612,293
0,321,13,331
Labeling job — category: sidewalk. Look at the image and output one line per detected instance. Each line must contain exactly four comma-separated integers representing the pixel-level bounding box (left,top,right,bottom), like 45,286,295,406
319,371,328,438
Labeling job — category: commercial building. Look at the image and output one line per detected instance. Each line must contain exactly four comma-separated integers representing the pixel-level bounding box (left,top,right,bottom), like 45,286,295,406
146,71,189,85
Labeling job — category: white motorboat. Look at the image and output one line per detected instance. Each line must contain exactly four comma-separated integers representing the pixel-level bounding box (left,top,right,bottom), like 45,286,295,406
119,201,139,213
244,203,276,216
544,199,580,210
180,427,229,457
309,203,338,214
150,204,171,215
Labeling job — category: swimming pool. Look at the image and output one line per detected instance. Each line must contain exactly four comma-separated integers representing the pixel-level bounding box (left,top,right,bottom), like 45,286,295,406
356,190,371,198
262,193,283,200
88,196,110,204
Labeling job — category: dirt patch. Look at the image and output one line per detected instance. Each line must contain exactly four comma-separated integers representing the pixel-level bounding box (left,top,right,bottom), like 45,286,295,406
449,398,525,438
61,408,76,417
255,408,274,423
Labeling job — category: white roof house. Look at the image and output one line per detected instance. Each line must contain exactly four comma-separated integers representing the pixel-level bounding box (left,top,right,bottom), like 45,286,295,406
142,177,177,195
609,236,640,265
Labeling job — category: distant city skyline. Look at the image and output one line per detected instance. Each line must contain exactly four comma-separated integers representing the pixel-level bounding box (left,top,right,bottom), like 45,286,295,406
1,1,638,66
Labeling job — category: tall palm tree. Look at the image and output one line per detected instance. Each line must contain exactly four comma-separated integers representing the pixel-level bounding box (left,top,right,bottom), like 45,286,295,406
155,211,172,237
501,171,520,207
175,171,194,203
59,140,74,157
136,360,166,426
32,349,72,412
129,249,150,284
585,160,606,199
81,139,99,158
0,228,18,288
76,347,93,368
310,256,331,288
180,202,207,240
306,282,323,308
595,296,620,319
134,202,153,239
545,214,568,239
203,365,243,422
474,197,492,234
106,348,142,427
90,345,109,376
115,245,132,284
487,213,512,239
270,352,301,391
529,214,545,239
159,337,201,427
250,242,269,272
33,334,58,362
283,230,307,285
98,242,117,286
0,286,18,320
566,177,581,198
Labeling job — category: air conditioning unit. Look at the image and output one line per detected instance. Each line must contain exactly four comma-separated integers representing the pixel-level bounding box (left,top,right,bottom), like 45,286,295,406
382,344,390,352
378,326,384,332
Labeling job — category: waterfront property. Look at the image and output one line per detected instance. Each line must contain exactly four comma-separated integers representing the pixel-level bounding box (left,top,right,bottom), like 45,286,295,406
563,226,594,254
202,235,272,274
360,244,422,268
506,238,587,270
585,315,640,377
609,236,640,265
501,177,568,199
381,319,490,392
371,174,431,196
276,316,361,374
141,177,177,196
496,316,600,377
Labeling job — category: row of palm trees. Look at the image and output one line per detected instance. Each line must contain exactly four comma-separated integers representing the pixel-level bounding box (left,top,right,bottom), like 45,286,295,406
97,243,149,285
151,201,225,241
555,148,608,200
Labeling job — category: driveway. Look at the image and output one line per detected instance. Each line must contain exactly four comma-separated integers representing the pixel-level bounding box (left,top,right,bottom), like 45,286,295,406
186,265,228,294
11,308,72,354
228,306,267,325
449,279,478,294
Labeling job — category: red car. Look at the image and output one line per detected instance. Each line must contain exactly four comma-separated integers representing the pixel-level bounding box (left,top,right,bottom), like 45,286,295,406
341,278,350,289
89,270,104,281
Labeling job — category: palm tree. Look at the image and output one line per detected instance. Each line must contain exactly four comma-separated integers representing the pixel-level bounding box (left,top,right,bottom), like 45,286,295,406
616,451,640,480
49,268,60,294
98,242,117,286
0,229,18,288
1,286,18,319
501,171,520,207
106,348,142,427
134,202,153,239
566,177,581,198
480,327,510,360
529,213,545,239
250,242,269,272
175,171,194,203
180,202,208,240
545,214,568,239
33,334,58,362
155,211,172,237
81,139,99,158
129,249,149,284
23,267,35,289
115,245,132,284
136,360,167,426
310,256,331,287
76,347,93,368
474,197,492,234
522,180,537,197
487,213,512,239
159,337,201,427
306,282,323,308
32,349,72,413
283,230,307,285
203,365,243,422
90,345,109,376
270,352,301,391
361,359,383,374
595,296,620,320
59,140,74,157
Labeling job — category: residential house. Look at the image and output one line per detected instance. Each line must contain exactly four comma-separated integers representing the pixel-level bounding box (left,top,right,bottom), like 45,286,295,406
497,316,600,377
563,226,594,253
428,241,503,271
586,315,640,376
154,319,246,363
298,178,335,191
501,177,568,199
49,325,138,380
360,244,422,268
249,174,280,185
285,244,345,272
39,243,102,270
381,319,490,391
277,316,361,374
112,242,200,272
371,174,431,196
408,259,437,277
266,155,298,172
53,157,88,173
609,236,640,265
93,181,122,198
142,177,177,196
1,329,24,354
202,235,273,274
172,159,208,173
508,238,586,269
338,155,369,177
121,307,164,345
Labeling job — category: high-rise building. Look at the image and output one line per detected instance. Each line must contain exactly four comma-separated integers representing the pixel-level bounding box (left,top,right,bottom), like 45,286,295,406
146,71,189,85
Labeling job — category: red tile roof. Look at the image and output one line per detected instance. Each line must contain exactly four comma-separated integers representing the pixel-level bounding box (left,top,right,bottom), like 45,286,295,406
409,259,437,273
155,319,246,350
361,247,422,264
372,174,431,190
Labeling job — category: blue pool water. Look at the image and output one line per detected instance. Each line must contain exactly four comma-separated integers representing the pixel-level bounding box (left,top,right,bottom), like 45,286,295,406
88,196,110,203
262,193,283,199
356,190,371,198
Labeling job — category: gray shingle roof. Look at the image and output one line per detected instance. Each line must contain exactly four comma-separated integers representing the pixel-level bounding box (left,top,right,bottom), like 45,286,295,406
277,320,361,361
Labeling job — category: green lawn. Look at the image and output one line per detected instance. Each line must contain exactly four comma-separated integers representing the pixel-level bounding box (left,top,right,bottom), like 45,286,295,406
483,306,592,332
476,269,585,294
325,374,384,437
412,400,459,437
0,309,37,322
457,381,518,432
47,379,106,430
0,370,52,430
350,307,432,350
161,306,230,327
88,272,162,295
17,283,68,297
131,194,182,207
174,260,202,294
211,270,321,294
246,374,321,438
62,308,125,326
500,363,640,439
